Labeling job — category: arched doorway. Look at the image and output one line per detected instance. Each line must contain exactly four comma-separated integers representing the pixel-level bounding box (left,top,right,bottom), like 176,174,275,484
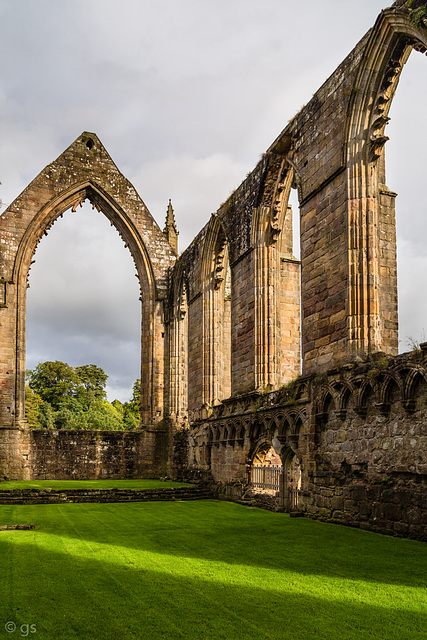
249,441,282,495
281,446,301,511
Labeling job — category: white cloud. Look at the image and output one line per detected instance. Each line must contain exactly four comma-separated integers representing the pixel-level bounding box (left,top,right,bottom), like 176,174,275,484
386,50,427,350
397,239,427,350
131,152,250,248
1,0,425,399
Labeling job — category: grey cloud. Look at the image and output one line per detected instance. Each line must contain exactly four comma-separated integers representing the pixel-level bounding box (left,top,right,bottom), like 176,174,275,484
26,205,141,401
1,0,425,401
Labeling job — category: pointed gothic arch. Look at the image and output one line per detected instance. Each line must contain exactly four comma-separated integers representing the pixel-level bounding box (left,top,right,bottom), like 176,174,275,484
167,260,189,425
200,215,232,405
0,133,176,452
345,6,427,358
250,157,301,389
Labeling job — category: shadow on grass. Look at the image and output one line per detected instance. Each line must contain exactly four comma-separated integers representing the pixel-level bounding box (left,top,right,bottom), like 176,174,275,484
0,501,425,591
0,537,425,640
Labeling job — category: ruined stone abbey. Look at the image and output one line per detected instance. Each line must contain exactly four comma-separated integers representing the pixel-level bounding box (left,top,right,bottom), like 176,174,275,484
0,0,426,539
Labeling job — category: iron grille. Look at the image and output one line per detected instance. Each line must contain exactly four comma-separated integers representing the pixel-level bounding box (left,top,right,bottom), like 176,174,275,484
250,465,282,491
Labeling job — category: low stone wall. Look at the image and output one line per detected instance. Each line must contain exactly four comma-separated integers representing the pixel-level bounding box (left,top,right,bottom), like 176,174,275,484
305,478,426,541
0,427,172,481
0,485,213,505
29,429,166,480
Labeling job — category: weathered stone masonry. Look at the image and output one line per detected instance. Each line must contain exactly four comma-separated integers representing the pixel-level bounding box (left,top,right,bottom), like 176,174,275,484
186,349,427,539
171,0,427,541
0,132,176,478
0,0,426,540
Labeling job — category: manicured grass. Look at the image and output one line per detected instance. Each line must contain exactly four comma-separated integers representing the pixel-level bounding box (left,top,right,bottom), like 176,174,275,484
0,479,192,490
0,501,425,640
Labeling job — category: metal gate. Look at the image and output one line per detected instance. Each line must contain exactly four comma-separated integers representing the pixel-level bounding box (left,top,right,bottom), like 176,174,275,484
250,465,281,491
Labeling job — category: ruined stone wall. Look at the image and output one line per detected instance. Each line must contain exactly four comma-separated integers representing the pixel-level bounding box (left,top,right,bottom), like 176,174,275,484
172,150,301,418
0,132,176,432
230,250,257,395
183,350,426,540
169,2,426,541
306,354,426,539
26,430,167,480
0,132,177,478
170,3,427,424
0,428,32,480
1,2,426,536
187,293,204,414
267,3,426,372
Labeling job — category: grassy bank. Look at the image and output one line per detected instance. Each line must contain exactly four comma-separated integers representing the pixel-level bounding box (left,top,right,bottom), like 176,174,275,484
0,500,425,639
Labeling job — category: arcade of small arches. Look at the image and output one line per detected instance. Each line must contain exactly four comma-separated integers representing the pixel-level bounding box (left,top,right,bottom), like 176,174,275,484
0,0,426,539
188,352,427,514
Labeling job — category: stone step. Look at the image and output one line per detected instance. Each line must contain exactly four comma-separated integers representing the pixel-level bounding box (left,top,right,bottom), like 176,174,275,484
0,485,214,505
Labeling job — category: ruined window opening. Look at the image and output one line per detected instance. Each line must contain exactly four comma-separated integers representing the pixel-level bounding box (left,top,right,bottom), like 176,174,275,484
286,187,302,375
289,187,301,261
386,51,427,353
211,233,231,403
26,201,141,403
283,450,301,510
86,138,94,150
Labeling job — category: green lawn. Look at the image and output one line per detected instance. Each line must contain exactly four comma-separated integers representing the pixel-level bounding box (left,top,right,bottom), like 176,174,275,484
0,501,425,640
0,479,192,490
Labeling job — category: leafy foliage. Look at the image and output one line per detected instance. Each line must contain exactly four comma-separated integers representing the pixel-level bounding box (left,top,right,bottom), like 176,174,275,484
25,361,141,431
75,364,108,408
29,360,79,410
24,386,44,426
122,378,141,430
409,5,427,27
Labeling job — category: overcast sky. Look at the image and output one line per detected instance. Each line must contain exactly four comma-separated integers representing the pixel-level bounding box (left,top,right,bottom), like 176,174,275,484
0,0,426,401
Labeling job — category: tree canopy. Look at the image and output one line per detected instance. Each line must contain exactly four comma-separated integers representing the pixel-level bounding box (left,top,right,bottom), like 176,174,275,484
25,361,141,431
29,360,79,410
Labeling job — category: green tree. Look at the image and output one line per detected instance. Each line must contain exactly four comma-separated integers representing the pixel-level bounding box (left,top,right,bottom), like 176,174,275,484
55,397,87,429
25,361,138,431
86,400,124,430
25,386,44,427
111,399,124,417
55,405,77,430
75,364,108,408
122,379,141,430
28,361,80,410
38,401,56,429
